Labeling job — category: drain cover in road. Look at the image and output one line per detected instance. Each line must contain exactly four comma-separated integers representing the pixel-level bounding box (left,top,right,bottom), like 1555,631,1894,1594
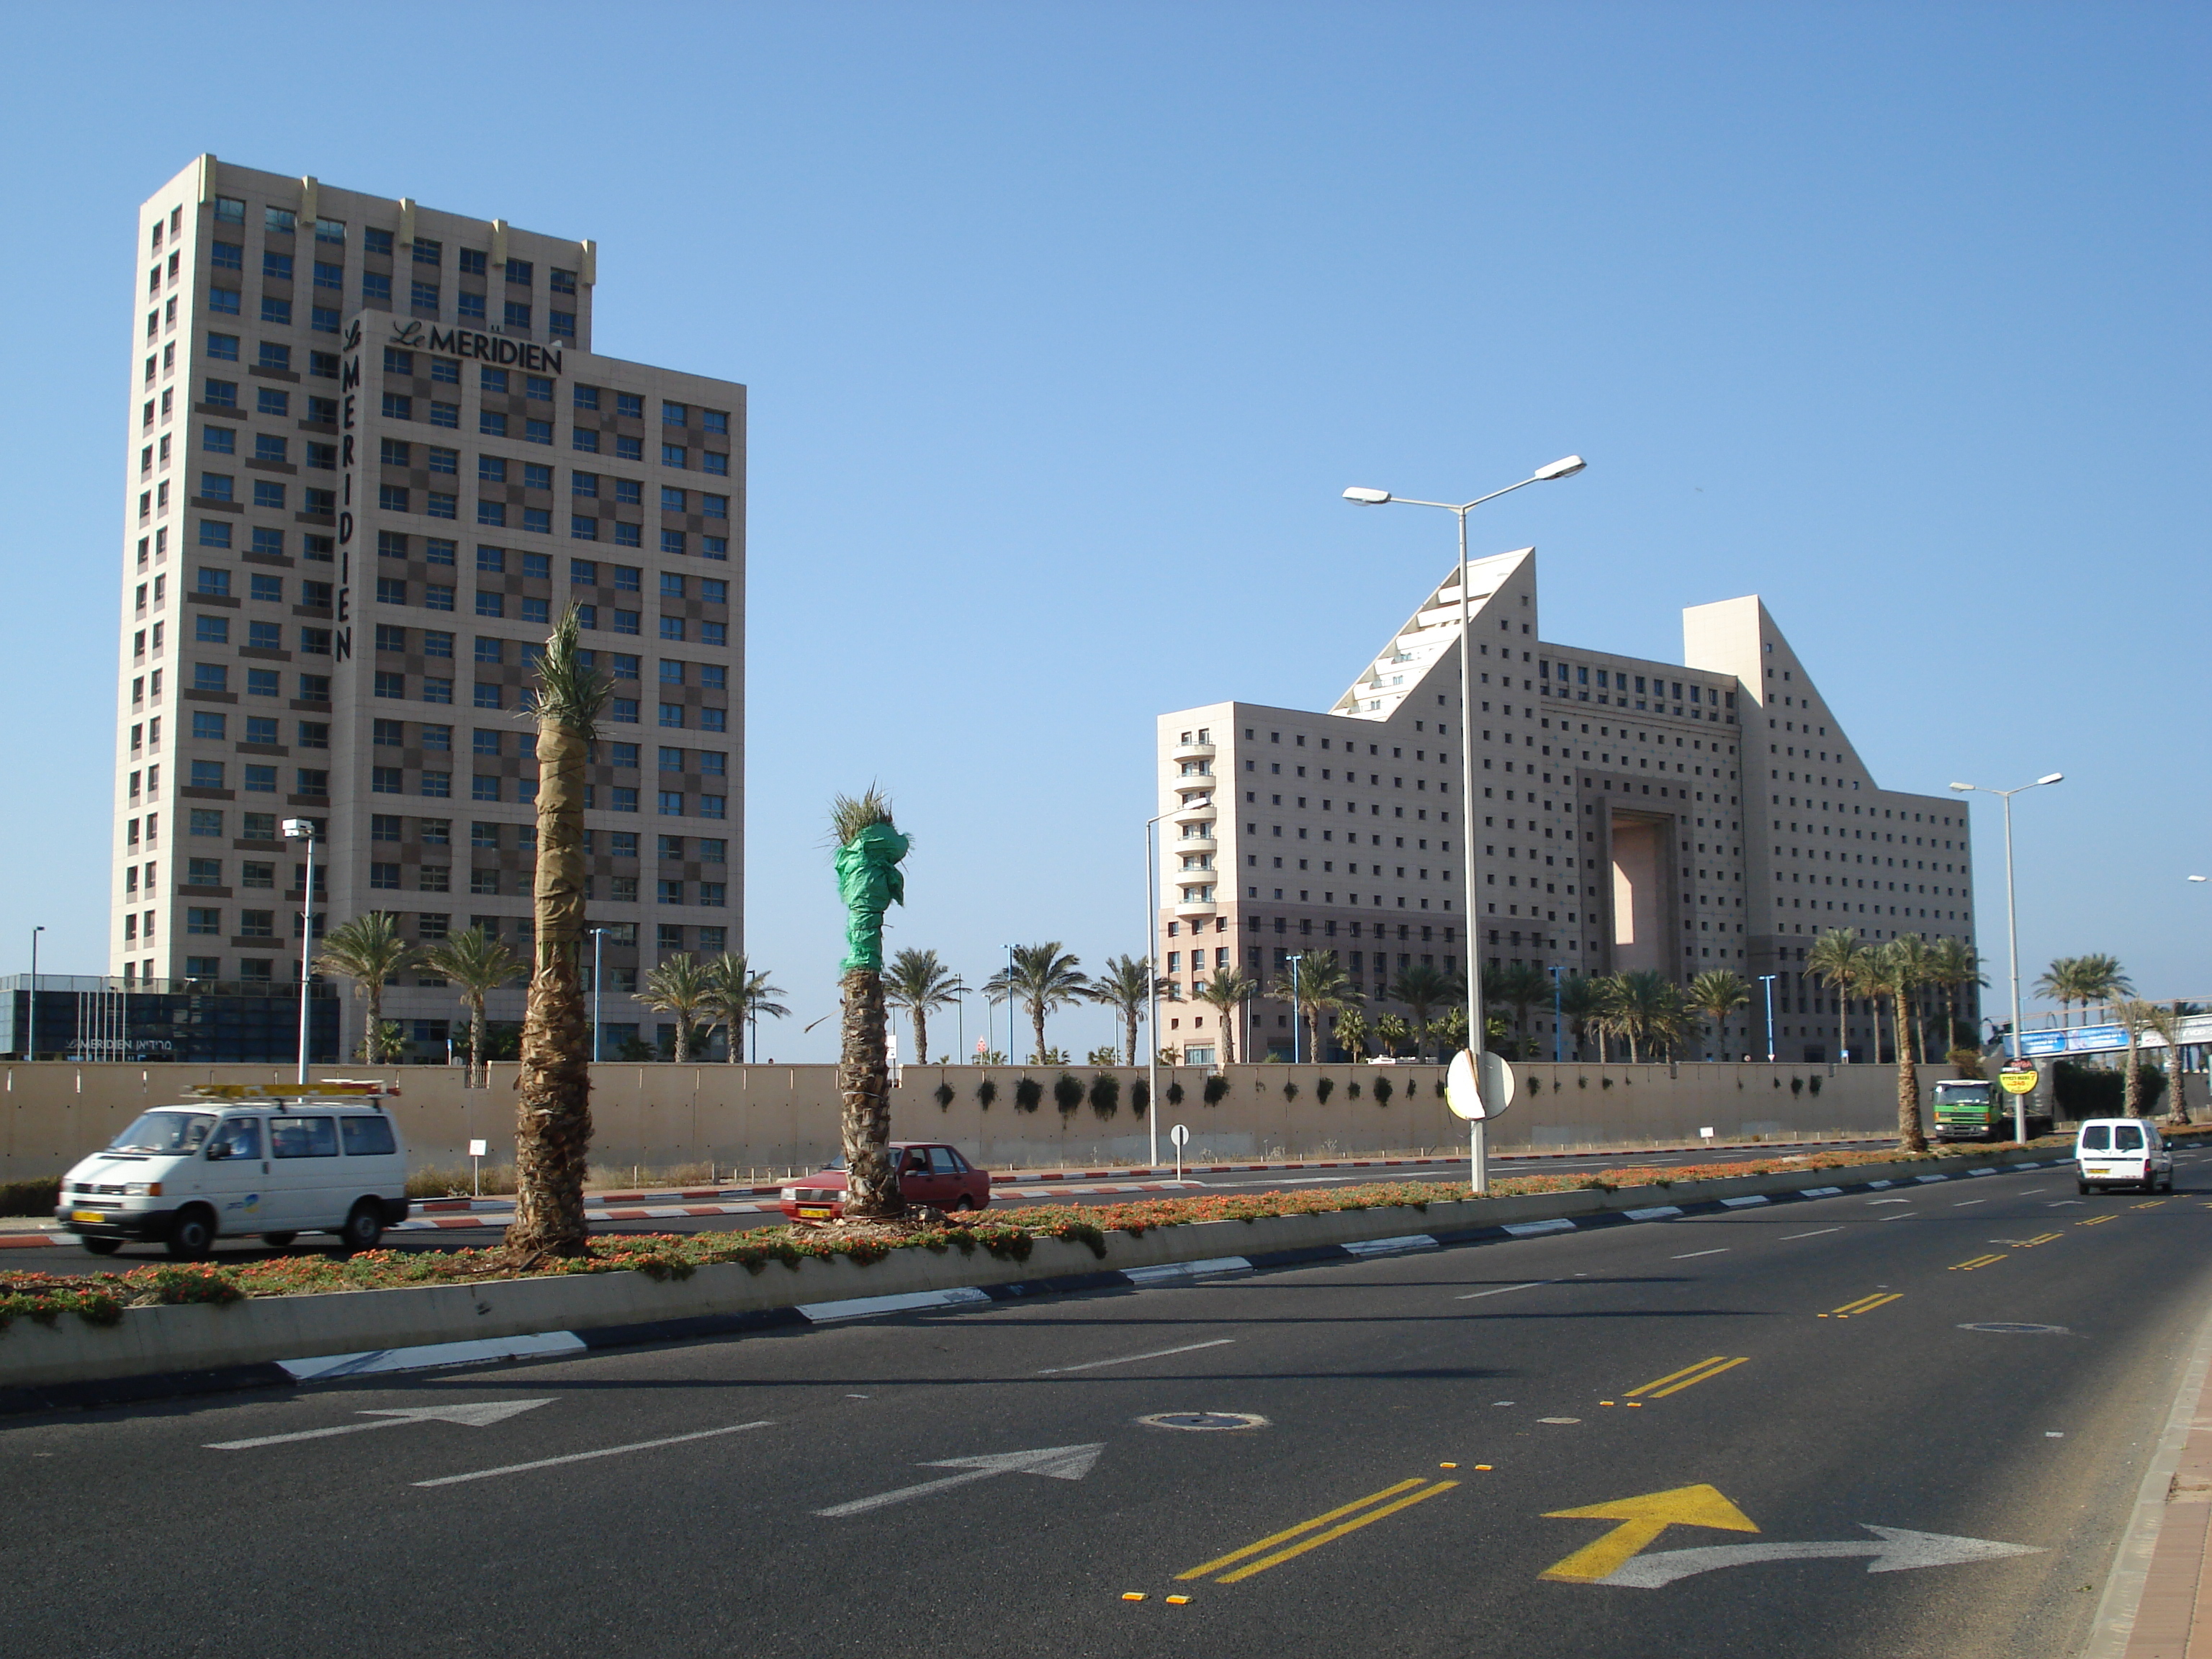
1138,1411,1269,1431
1957,1322,2069,1336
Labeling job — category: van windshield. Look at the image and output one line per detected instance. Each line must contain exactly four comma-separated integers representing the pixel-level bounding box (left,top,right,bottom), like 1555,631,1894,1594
107,1111,217,1154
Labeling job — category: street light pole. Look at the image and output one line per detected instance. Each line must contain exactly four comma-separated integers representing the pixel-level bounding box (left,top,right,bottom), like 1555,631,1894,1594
1758,974,1779,1064
1344,457,1586,1161
1145,809,1172,1171
1950,773,2063,1143
1286,953,1304,1064
27,925,43,1063
1550,965,1564,1062
589,927,608,1062
282,819,317,1082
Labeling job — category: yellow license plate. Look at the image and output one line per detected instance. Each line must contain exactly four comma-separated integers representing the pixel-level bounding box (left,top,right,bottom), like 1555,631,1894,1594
2085,1168,2112,1177
71,1210,107,1225
797,1206,834,1219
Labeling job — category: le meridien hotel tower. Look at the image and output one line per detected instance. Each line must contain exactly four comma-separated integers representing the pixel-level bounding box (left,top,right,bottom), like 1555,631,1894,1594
114,156,745,1053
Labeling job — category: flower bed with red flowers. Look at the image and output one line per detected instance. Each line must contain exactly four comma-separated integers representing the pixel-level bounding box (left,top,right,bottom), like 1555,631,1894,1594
0,1130,2146,1336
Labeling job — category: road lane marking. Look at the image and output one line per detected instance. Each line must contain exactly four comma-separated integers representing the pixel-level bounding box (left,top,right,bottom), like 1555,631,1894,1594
817,1443,1104,1516
1458,1280,1555,1300
1779,1228,1842,1241
1671,1249,1729,1259
1542,1483,1760,1581
1952,1199,1989,1207
413,1419,772,1487
1822,1293,1902,1319
1625,1356,1749,1400
1879,1212,1917,1221
1177,1478,1427,1580
1950,1254,2008,1272
2134,1200,2170,1209
209,1398,551,1450
1598,1525,2045,1588
2078,1215,2116,1227
1208,1481,1460,1583
1038,1339,1234,1375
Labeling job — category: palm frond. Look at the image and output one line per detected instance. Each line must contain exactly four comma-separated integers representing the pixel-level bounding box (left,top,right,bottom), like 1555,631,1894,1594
830,786,899,848
525,606,611,736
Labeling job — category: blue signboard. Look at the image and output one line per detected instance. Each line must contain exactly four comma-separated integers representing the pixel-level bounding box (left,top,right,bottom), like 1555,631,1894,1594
2020,1025,2126,1057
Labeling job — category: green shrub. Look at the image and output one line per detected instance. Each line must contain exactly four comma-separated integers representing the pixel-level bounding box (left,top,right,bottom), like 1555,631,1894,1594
1166,1081,1185,1106
1202,1075,1230,1105
1348,1079,1362,1098
1282,1082,1300,1103
1316,1076,1335,1104
2054,1061,2123,1118
976,1078,998,1110
1089,1074,1120,1120
1053,1074,1084,1115
0,1177,60,1218
1374,1076,1394,1106
934,1082,956,1110
1130,1081,1149,1116
1014,1077,1043,1112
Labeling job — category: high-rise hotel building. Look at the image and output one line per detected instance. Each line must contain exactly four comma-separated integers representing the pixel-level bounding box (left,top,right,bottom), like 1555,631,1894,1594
114,156,744,1053
1155,549,1977,1064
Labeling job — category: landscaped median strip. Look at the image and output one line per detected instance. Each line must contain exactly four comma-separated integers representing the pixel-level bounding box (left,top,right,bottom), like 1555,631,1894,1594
0,1141,2148,1412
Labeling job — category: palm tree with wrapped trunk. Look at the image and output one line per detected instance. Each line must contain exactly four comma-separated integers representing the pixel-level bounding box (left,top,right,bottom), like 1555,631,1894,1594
506,609,608,1261
832,788,911,1219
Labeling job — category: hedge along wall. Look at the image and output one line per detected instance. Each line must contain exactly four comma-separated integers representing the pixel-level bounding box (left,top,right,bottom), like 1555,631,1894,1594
0,1058,1974,1181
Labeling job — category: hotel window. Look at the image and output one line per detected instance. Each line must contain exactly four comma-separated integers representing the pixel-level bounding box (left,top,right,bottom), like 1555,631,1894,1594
256,388,289,418
411,281,439,310
261,297,292,326
701,535,728,559
504,301,531,329
458,292,486,321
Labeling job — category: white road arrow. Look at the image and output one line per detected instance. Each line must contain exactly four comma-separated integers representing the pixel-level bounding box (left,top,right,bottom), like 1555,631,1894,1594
814,1443,1105,1517
207,1398,552,1450
1601,1524,2044,1588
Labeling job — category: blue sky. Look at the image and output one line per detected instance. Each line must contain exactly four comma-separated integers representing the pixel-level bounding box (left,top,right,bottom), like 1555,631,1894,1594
1,3,2203,1058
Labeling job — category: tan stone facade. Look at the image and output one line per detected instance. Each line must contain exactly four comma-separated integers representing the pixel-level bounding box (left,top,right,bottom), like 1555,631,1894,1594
114,158,745,1057
1156,550,1976,1064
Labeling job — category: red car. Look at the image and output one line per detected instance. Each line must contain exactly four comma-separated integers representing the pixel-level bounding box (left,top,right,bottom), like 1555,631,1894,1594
778,1143,991,1222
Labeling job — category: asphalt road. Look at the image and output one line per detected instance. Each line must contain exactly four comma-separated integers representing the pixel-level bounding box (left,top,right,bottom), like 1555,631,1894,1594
5,1148,2206,1658
4,1138,1896,1272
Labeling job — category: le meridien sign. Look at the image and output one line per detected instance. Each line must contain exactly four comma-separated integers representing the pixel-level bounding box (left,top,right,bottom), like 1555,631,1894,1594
389,318,563,374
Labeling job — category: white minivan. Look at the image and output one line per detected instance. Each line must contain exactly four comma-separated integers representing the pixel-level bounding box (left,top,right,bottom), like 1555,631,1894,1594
55,1083,410,1258
2075,1118,2174,1195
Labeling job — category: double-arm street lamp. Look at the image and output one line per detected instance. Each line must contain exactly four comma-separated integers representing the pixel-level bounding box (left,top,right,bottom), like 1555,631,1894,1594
1948,772,2062,1142
1341,458,1586,1154
283,818,318,1082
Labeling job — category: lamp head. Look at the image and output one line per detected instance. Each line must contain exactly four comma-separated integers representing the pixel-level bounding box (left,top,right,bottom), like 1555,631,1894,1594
1532,455,1587,481
1341,487,1392,505
2037,771,2064,786
1948,783,1974,793
2190,876,2208,884
282,817,315,840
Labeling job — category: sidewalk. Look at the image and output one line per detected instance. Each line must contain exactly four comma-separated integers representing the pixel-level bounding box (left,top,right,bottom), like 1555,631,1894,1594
2105,1308,2212,1657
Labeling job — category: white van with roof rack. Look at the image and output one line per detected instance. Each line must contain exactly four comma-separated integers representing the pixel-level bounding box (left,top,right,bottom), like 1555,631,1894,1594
2074,1118,2173,1195
55,1082,411,1258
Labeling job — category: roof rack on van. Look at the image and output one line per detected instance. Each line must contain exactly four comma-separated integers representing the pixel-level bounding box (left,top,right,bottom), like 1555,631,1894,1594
186,1082,403,1109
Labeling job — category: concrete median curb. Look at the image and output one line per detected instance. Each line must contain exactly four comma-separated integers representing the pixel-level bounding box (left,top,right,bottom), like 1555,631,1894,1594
0,1144,2062,1410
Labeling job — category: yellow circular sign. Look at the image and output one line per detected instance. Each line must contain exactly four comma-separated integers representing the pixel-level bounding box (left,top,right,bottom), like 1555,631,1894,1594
1999,1067,2039,1094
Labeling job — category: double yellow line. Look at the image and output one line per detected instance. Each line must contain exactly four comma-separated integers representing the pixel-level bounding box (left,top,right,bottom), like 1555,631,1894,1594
1177,1476,1458,1584
1624,1354,1749,1401
1822,1292,1902,1319
1951,1253,2008,1272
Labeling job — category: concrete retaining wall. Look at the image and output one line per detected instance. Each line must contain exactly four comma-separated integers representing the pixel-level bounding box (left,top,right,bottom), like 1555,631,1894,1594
0,1146,2050,1390
0,1058,1978,1182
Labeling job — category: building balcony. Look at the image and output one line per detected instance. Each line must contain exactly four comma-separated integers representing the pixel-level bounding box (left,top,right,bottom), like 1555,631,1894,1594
1171,741,1217,763
1174,799,1218,824
1174,895,1218,917
1172,765,1215,786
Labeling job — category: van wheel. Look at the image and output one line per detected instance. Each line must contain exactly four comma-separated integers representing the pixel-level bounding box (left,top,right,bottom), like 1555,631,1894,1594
339,1202,385,1253
261,1231,297,1247
165,1208,215,1259
82,1237,122,1256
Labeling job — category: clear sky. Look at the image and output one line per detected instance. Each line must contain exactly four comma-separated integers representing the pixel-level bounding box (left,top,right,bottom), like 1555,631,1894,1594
1,3,2203,1058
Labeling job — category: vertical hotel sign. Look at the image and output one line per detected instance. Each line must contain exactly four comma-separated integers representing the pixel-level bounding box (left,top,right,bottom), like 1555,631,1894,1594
335,316,363,662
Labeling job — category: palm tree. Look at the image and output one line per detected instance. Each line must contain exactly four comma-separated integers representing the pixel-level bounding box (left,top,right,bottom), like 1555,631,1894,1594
1087,953,1163,1066
2111,999,2162,1118
2033,956,2085,1029
883,948,963,1066
1928,938,1984,1056
1558,974,1606,1061
1388,963,1457,1061
1373,1013,1411,1058
1863,935,1933,1152
637,953,715,1061
983,943,1090,1063
508,607,608,1259
1333,1005,1371,1060
1688,970,1752,1060
1272,950,1359,1062
830,787,911,1218
2144,1004,2189,1125
1807,928,1866,1063
2073,954,2134,1027
1192,966,1256,1063
1594,971,1681,1064
1485,963,1551,1058
314,912,418,1064
699,952,788,1063
421,925,523,1085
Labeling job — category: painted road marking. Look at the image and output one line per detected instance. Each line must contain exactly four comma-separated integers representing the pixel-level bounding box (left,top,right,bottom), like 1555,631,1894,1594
1997,1232,2063,1249
1780,1228,1843,1241
1822,1293,1903,1319
2133,1200,2170,1209
1878,1212,1917,1221
1624,1205,1685,1220
1598,1526,2044,1588
2078,1216,2116,1227
1458,1280,1556,1300
208,1398,551,1451
415,1420,772,1488
1179,1477,1458,1584
815,1443,1104,1516
1671,1248,1729,1259
1950,1254,2008,1272
1038,1339,1235,1375
1952,1199,1989,1207
1625,1356,1750,1401
1541,1484,1759,1581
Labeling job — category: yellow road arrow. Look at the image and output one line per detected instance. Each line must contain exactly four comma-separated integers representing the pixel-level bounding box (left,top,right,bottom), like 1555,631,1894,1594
1541,1483,1761,1582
